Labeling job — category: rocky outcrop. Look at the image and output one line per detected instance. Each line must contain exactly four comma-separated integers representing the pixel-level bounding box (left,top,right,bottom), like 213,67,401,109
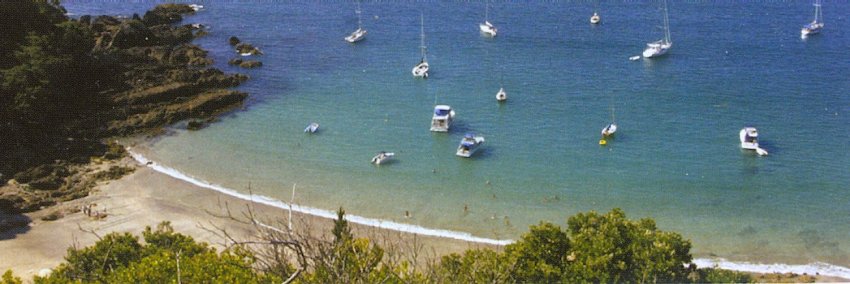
228,58,263,68
235,42,263,55
0,4,253,213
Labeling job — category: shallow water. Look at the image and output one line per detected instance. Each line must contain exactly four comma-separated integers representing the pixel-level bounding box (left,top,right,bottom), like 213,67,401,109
67,1,850,269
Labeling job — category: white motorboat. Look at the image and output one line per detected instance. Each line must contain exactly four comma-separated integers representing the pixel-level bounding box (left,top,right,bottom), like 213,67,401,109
642,0,672,58
430,105,455,132
601,123,617,137
496,87,507,102
412,14,429,78
345,2,367,43
590,12,601,24
479,0,497,37
304,122,319,133
740,127,768,156
370,151,395,165
456,133,485,158
801,0,824,37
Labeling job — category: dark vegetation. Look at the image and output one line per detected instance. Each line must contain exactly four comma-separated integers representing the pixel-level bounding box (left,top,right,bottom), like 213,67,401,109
0,1,248,213
4,208,756,283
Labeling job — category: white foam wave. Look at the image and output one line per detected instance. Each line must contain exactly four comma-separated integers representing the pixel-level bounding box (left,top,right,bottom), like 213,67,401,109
127,149,513,246
694,258,850,280
127,149,850,278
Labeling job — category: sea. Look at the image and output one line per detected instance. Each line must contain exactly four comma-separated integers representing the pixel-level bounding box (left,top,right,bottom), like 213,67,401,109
64,0,850,277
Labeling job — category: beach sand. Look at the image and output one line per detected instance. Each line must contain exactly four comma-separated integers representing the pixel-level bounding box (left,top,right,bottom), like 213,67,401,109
0,158,493,279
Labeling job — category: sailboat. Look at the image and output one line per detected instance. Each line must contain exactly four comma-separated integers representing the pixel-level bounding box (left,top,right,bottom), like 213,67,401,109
479,0,497,37
801,0,824,37
412,13,429,78
601,107,617,137
590,0,601,24
642,0,672,58
344,1,367,43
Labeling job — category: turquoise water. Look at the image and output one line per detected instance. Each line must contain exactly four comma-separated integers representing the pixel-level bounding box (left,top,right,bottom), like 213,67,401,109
67,2,850,267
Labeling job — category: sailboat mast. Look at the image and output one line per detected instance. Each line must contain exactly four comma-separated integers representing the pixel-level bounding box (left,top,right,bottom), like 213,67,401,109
355,1,362,29
814,0,822,23
662,0,671,44
420,13,426,61
485,0,489,22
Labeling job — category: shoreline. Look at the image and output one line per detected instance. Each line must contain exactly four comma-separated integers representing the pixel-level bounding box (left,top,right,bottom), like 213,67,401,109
2,149,849,281
127,147,850,280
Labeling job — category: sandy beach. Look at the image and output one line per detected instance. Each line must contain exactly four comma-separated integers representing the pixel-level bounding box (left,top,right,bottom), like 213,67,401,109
0,158,493,279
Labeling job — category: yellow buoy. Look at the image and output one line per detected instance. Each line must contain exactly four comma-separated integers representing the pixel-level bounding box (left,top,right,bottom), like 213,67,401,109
599,139,607,145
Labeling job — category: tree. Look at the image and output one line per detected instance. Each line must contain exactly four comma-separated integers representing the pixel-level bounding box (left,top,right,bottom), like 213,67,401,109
504,222,570,283
565,208,693,283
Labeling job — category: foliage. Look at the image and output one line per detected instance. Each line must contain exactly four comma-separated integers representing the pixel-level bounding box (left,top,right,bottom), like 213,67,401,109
565,208,693,283
697,268,754,283
1,270,22,284
37,222,279,283
302,207,394,283
504,222,570,282
32,209,757,283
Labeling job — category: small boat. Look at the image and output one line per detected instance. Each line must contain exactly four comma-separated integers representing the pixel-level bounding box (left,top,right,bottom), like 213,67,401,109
479,0,497,37
370,151,395,165
412,14,430,78
739,127,768,156
496,87,507,102
642,0,672,58
601,123,617,137
590,12,601,24
456,133,485,158
801,0,824,37
345,2,367,43
629,55,641,61
430,105,455,132
188,4,203,12
304,122,319,133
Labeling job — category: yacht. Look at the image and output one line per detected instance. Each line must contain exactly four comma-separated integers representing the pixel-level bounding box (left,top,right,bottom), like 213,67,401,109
479,0,497,36
801,0,824,37
412,14,429,78
430,105,455,132
304,122,319,133
456,133,485,158
740,127,768,156
370,151,394,165
642,0,672,58
601,123,617,137
345,1,367,43
496,87,507,102
590,12,601,24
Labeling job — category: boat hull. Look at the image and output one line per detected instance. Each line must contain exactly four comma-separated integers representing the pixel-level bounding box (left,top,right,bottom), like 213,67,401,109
412,62,429,78
456,136,485,158
479,23,497,37
345,29,367,43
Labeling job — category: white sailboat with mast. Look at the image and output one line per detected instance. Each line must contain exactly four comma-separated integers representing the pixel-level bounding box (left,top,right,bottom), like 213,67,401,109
801,0,824,37
479,0,497,37
344,1,367,43
642,0,671,58
412,13,429,78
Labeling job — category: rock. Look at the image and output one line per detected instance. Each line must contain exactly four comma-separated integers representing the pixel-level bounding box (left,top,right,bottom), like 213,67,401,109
111,19,155,48
169,44,211,66
239,60,262,68
142,4,195,27
235,43,263,55
228,36,241,46
186,120,204,130
228,58,243,65
149,24,194,46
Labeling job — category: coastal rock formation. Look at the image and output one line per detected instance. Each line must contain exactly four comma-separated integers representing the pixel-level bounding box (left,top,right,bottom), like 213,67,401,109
235,42,263,55
228,58,263,68
0,3,251,214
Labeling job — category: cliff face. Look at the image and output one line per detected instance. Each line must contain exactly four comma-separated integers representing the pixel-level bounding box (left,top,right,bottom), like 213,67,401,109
0,4,249,213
